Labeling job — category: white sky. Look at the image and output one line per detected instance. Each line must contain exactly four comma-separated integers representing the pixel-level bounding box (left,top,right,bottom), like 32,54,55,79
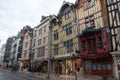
0,0,76,47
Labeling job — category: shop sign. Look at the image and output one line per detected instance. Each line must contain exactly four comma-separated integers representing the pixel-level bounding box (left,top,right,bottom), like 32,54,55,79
54,54,70,58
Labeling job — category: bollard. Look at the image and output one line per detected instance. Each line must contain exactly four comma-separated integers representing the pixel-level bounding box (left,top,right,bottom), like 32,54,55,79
75,73,77,80
72,71,77,80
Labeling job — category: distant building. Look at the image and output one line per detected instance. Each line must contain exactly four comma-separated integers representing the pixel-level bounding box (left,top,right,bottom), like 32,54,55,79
20,25,33,70
32,15,52,72
0,44,6,65
10,32,23,66
4,37,14,64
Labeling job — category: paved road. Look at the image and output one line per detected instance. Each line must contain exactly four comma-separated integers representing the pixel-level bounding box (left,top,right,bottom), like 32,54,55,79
0,69,44,80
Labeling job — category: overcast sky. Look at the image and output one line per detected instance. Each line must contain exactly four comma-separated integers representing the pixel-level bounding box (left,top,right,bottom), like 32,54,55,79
0,0,76,47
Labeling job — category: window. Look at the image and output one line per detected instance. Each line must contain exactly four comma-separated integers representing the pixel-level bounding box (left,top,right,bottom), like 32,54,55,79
54,44,58,55
53,22,57,26
102,64,106,70
65,11,71,19
38,39,41,45
37,48,40,57
108,64,111,70
85,61,91,70
98,64,101,70
44,26,46,32
33,39,36,47
97,36,102,47
32,49,35,54
81,40,86,50
43,37,46,43
39,28,42,35
87,38,96,53
24,50,27,57
63,23,72,35
64,39,73,52
26,35,28,39
25,42,28,48
85,15,95,28
92,64,96,70
37,47,45,57
54,30,58,40
34,30,37,37
87,0,94,8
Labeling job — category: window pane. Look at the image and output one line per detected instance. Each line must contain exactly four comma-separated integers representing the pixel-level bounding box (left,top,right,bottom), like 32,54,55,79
108,64,111,70
102,64,106,70
98,64,101,70
93,64,96,70
85,61,91,70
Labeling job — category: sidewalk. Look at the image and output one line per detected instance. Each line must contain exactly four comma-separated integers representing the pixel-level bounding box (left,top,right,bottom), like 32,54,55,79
19,70,114,80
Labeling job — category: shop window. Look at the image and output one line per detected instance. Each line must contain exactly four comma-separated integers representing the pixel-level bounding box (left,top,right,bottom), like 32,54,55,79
85,61,91,70
108,64,111,70
97,36,102,47
81,40,86,50
93,64,96,70
102,64,106,70
98,64,101,70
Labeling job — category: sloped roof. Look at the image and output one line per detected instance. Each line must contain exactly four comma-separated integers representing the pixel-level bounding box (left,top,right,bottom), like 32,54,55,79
58,1,74,16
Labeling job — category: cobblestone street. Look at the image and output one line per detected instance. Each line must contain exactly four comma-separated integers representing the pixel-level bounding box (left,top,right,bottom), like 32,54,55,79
0,69,114,80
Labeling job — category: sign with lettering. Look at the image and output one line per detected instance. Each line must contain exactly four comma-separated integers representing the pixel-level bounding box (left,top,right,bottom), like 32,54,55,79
54,54,70,58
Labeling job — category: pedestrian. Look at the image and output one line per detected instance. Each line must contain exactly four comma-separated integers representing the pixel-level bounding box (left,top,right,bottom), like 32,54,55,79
59,63,62,74
38,65,41,74
55,64,59,76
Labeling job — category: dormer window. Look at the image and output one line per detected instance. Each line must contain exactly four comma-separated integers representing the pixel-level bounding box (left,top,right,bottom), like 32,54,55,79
65,11,71,19
53,22,57,27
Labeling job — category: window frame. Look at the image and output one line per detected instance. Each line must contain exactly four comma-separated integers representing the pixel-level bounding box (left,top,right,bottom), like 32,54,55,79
54,30,58,40
65,11,71,19
54,44,59,55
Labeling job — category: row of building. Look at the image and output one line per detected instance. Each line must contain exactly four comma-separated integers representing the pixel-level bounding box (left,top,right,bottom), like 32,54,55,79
0,0,120,79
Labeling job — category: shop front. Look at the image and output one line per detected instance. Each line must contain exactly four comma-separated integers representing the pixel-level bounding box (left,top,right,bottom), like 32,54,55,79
51,55,82,74
83,58,112,75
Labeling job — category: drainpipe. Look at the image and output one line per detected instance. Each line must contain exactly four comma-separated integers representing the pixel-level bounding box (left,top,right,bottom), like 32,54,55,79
47,17,52,79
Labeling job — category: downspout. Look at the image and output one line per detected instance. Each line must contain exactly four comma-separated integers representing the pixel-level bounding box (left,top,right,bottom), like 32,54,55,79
47,17,52,79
